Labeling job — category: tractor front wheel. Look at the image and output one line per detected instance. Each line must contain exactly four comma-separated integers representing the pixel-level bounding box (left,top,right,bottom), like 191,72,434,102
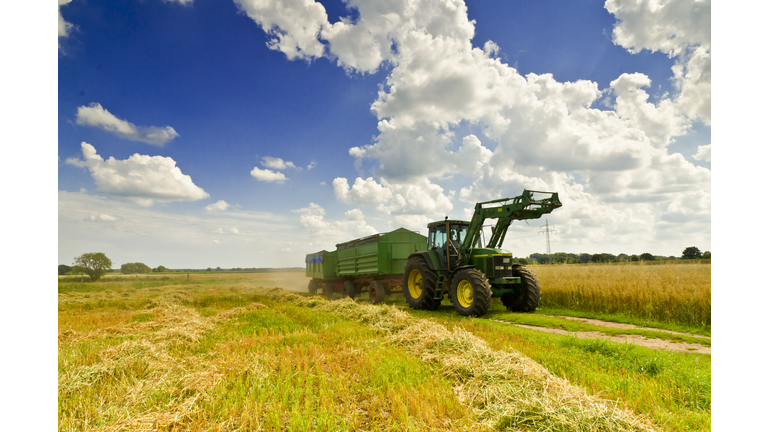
369,280,386,304
449,268,492,317
403,258,441,311
501,266,541,312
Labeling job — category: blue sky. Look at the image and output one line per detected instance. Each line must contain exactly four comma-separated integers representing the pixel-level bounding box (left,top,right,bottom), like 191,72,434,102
57,0,712,268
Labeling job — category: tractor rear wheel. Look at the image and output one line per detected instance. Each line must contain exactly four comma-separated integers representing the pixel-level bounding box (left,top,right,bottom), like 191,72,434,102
322,282,335,299
342,281,357,299
369,280,386,304
449,268,492,317
403,257,441,311
501,266,541,312
308,279,320,294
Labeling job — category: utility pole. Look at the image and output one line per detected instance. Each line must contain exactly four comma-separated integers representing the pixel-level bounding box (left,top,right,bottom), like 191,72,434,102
538,219,556,254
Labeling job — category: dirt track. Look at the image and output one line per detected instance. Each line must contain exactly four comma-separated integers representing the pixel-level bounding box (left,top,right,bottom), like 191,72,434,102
490,318,711,354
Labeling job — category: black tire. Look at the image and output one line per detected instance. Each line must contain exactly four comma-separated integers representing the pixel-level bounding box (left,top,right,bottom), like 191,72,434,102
308,279,320,294
501,266,541,312
342,281,357,299
369,280,386,304
449,268,492,317
403,257,441,311
322,282,335,299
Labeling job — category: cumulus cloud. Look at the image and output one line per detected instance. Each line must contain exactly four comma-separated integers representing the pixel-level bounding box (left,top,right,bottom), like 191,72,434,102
233,0,328,61
205,200,230,212
693,144,711,162
245,0,710,253
213,228,224,234
307,161,317,170
229,227,240,235
75,103,180,146
65,142,209,205
334,176,453,218
294,202,378,243
250,166,287,183
58,0,74,38
262,156,298,170
605,0,711,124
84,213,118,222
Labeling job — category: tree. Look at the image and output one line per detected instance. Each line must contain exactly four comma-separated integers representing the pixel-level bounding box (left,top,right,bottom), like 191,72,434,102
702,251,711,259
155,265,168,273
73,252,112,282
682,246,702,259
121,262,152,274
58,264,72,275
639,253,655,261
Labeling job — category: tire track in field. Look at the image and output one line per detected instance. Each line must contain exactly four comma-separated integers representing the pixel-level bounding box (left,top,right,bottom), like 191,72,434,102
486,317,711,354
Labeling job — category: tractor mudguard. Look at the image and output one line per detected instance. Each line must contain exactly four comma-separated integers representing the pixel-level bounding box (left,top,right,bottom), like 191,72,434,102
407,251,441,272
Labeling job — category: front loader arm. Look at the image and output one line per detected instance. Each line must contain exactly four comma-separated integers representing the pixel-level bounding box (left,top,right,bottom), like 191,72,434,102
464,190,562,250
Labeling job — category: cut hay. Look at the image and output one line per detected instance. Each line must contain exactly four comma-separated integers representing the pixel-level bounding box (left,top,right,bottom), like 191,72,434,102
257,287,658,432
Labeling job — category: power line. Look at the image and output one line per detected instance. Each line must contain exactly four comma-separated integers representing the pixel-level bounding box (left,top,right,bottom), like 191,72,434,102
538,219,556,254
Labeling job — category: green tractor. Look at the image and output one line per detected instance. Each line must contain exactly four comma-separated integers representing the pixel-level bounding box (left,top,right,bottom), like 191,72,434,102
403,190,562,317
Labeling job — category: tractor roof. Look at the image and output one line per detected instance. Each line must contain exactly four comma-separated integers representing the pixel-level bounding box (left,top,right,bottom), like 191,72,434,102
426,220,470,228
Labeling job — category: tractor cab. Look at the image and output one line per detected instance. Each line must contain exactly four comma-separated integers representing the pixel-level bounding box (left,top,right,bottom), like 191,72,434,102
426,219,482,270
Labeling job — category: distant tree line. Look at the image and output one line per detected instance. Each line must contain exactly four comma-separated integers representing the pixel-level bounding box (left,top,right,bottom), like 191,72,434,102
526,247,710,264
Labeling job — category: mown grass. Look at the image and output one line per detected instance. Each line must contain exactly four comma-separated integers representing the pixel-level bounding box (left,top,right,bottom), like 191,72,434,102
400,306,710,432
58,283,478,431
529,263,711,330
59,271,709,431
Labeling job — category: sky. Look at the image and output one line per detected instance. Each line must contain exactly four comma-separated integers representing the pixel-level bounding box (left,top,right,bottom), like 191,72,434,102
57,0,712,269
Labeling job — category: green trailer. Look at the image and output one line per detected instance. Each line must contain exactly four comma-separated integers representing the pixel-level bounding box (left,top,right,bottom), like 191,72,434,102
305,228,427,303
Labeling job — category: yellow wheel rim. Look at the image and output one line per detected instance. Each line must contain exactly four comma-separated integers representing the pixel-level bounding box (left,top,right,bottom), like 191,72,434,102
408,269,423,298
456,280,474,308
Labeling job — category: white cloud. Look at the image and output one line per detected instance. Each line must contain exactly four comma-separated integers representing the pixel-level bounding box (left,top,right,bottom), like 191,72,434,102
205,200,230,212
333,177,393,206
65,142,209,205
333,176,453,218
229,227,240,235
241,0,710,255
294,202,378,244
610,73,689,148
213,239,221,244
262,156,298,170
233,0,328,61
213,228,224,234
250,166,287,183
307,161,317,170
58,0,73,38
605,0,711,125
693,144,711,162
84,213,118,222
75,103,180,146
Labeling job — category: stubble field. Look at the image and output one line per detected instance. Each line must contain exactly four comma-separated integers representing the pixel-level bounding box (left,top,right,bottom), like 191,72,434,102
59,264,710,431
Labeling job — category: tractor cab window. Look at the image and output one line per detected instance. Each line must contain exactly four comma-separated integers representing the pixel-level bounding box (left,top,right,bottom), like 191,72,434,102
451,223,483,248
428,225,447,249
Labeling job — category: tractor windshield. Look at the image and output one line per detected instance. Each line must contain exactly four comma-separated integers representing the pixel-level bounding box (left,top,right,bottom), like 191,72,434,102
450,224,482,248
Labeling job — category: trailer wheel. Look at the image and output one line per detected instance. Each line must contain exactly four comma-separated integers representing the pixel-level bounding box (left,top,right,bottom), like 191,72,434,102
308,279,320,294
449,268,492,317
403,257,441,311
342,281,357,299
501,267,541,312
369,280,386,304
322,282,335,299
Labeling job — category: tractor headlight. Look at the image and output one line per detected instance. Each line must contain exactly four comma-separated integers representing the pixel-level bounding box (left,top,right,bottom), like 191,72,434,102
495,266,504,270
502,258,511,263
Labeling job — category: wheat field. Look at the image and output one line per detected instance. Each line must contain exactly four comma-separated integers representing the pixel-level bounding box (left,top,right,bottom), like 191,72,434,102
531,263,711,328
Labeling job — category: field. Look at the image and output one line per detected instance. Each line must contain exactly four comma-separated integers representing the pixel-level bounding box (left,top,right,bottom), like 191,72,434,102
58,264,710,431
